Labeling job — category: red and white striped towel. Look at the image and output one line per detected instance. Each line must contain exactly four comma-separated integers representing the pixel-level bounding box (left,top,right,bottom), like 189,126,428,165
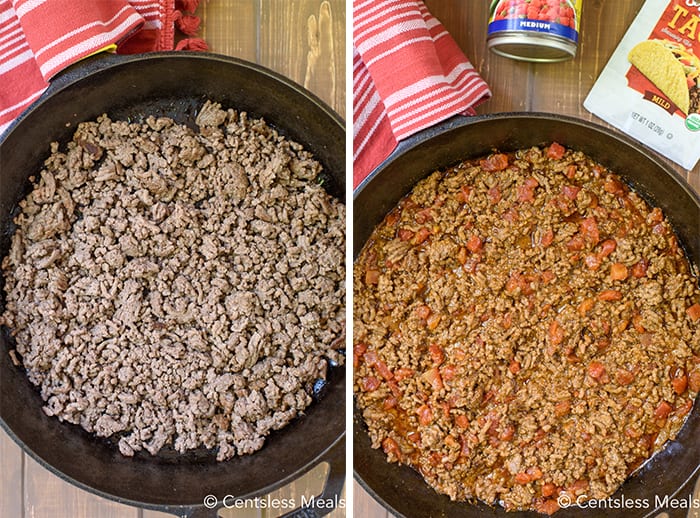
0,0,205,135
353,0,491,187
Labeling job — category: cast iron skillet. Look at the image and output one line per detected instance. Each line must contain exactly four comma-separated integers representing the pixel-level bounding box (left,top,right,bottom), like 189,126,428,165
354,113,700,518
0,53,345,518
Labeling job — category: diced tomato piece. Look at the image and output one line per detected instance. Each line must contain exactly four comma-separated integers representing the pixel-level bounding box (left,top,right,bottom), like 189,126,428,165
562,184,581,200
384,210,400,227
517,185,536,203
565,165,577,179
455,414,470,429
457,246,468,265
541,270,555,284
407,431,421,444
413,227,431,245
502,312,513,329
429,343,446,365
417,404,433,426
584,254,601,270
353,342,368,365
604,177,626,196
502,207,519,223
632,314,646,334
527,466,544,480
672,371,688,395
441,364,457,381
648,206,664,225
578,297,595,316
394,367,414,381
598,238,617,258
541,483,557,498
540,229,554,247
580,217,600,244
615,369,635,385
515,472,533,484
375,359,394,380
426,313,441,331
382,437,401,460
383,396,397,410
365,269,380,285
488,186,502,204
548,320,565,345
654,400,672,419
524,176,539,189
566,235,585,251
598,289,622,301
610,262,629,281
535,499,560,516
631,259,648,278
480,153,509,171
689,369,700,392
466,234,483,253
415,305,431,320
398,228,415,241
687,303,700,321
362,376,381,391
676,398,693,417
414,208,433,224
500,425,515,441
588,361,606,380
423,367,444,392
509,359,521,374
554,399,571,417
363,350,378,366
547,142,566,159
458,185,472,202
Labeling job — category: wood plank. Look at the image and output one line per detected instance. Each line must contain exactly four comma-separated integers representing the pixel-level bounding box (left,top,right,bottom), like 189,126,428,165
0,428,23,518
197,0,258,62
353,481,388,518
24,454,139,518
143,510,180,518
255,462,345,518
259,0,345,117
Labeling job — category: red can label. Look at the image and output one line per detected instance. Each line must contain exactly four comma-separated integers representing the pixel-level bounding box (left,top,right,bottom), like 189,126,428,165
488,0,582,43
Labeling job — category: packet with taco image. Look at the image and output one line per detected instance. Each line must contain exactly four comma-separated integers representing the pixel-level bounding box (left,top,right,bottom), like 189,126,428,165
584,0,700,170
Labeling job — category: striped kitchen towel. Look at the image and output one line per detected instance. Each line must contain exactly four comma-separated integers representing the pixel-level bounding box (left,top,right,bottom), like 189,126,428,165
0,0,206,135
353,0,491,187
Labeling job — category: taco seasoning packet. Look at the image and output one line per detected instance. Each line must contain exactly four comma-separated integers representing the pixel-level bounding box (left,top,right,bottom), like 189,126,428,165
584,0,700,170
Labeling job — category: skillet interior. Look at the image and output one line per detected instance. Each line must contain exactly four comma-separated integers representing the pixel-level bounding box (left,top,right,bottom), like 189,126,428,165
353,113,700,518
0,53,346,509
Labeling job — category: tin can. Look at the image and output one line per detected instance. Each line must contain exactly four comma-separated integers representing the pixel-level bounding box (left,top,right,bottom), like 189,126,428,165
487,0,582,62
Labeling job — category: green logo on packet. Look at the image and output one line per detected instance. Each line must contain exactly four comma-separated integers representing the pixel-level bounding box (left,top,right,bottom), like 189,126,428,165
686,114,700,132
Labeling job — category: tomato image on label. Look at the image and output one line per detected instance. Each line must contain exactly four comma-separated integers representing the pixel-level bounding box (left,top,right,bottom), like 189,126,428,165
490,0,578,30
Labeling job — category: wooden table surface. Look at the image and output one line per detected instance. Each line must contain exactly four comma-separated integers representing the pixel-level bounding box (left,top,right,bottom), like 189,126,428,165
354,1,700,517
0,1,345,518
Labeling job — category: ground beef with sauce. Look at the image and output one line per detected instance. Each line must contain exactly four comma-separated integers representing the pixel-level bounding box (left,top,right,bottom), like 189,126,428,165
354,143,700,514
0,100,345,460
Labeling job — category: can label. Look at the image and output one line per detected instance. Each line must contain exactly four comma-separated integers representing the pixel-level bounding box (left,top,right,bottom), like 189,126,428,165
488,0,582,43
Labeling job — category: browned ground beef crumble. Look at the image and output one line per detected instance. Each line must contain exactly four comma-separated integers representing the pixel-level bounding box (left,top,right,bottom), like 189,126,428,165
354,143,700,514
0,101,345,461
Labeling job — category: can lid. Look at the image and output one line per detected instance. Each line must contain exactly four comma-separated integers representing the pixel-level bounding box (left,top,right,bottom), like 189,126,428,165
488,33,576,63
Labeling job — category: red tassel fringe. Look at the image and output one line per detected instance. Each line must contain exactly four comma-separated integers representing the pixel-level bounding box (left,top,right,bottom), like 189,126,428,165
175,0,200,13
175,38,209,51
176,14,200,36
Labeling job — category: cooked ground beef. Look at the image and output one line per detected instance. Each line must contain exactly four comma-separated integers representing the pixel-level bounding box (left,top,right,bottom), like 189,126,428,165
354,143,700,514
0,101,345,461
690,84,700,114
